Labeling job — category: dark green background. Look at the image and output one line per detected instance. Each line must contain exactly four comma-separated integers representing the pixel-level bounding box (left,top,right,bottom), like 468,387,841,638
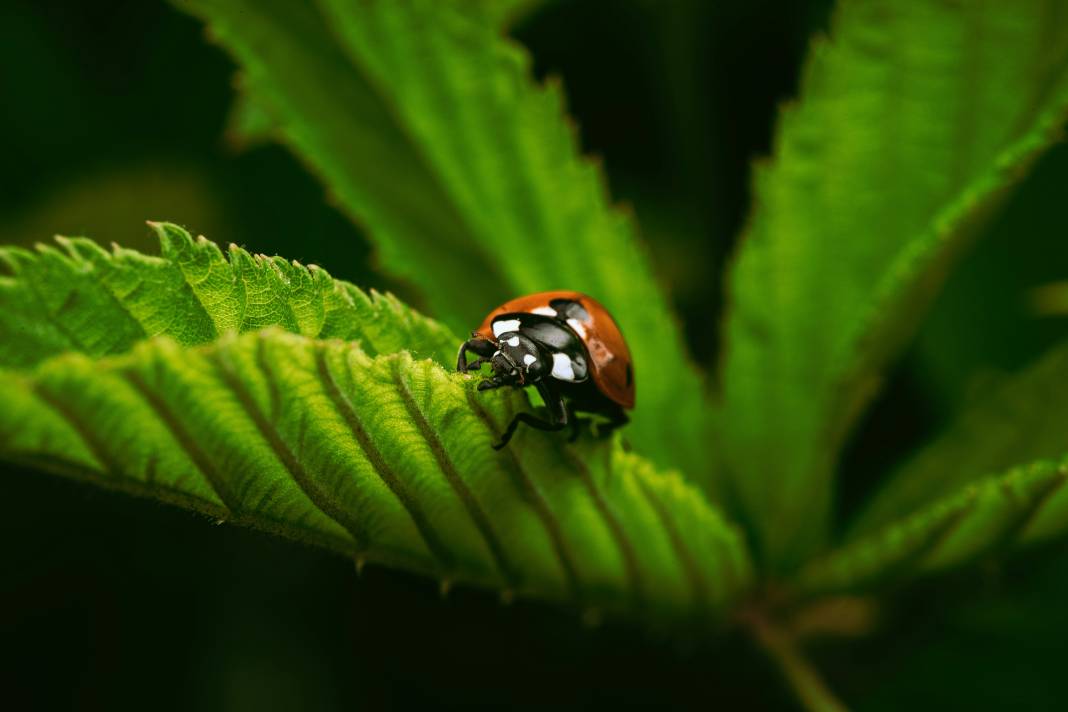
3,1,1067,709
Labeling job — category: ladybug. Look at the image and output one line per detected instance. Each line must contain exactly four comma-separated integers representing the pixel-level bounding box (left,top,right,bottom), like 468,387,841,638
457,291,634,449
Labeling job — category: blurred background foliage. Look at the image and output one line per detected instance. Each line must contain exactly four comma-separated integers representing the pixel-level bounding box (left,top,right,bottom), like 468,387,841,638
2,0,1067,709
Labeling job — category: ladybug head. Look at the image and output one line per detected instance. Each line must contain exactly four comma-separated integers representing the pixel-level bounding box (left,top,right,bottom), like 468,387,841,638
490,331,549,386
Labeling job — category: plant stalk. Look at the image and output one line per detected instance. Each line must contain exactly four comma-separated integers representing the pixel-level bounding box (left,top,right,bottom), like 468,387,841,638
744,609,848,712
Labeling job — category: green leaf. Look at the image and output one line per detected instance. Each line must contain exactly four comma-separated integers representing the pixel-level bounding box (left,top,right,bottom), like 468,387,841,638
852,342,1068,537
220,0,542,149
464,0,547,28
0,222,457,369
718,0,1068,568
176,0,710,484
0,328,751,623
795,457,1068,598
225,91,277,151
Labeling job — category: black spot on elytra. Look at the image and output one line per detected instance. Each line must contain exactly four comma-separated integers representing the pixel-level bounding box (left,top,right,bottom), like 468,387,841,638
625,363,633,387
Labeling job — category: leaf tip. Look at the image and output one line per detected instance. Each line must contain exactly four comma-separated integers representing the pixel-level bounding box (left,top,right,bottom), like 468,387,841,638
148,221,197,259
227,243,256,269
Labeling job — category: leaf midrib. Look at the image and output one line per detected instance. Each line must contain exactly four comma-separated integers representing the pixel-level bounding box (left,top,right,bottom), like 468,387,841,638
817,84,1068,471
391,356,518,589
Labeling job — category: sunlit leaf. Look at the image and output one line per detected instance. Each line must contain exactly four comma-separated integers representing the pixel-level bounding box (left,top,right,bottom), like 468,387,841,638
0,328,751,623
176,0,711,483
0,222,456,369
719,0,1068,568
221,0,544,149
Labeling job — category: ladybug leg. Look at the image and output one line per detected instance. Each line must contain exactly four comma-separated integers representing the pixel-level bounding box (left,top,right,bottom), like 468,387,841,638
568,417,581,443
594,406,629,438
457,335,496,373
466,357,492,371
568,411,593,444
477,375,505,391
493,380,567,449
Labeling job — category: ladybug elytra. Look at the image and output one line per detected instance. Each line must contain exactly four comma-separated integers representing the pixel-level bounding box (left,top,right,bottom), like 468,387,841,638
457,291,634,449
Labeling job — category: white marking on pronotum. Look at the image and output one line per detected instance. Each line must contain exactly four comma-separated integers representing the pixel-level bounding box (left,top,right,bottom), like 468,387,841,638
551,352,576,381
531,306,557,317
522,354,537,368
492,318,522,337
566,318,587,339
506,336,520,347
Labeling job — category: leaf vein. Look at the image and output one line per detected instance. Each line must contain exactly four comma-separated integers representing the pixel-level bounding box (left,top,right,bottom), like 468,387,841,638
562,446,646,612
31,382,115,477
119,367,240,516
211,340,369,551
634,476,709,614
314,345,456,574
998,468,1068,552
464,389,583,605
391,358,518,589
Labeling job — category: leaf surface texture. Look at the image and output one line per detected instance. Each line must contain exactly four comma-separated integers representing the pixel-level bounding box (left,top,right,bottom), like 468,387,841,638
798,457,1068,597
719,0,1068,567
0,329,751,622
177,0,711,482
853,342,1068,537
0,222,456,369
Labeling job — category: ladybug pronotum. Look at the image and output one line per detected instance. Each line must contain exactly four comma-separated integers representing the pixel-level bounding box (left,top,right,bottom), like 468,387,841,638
456,291,634,449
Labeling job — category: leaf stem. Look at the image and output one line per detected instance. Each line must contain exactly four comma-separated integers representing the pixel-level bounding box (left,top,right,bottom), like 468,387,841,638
743,608,848,712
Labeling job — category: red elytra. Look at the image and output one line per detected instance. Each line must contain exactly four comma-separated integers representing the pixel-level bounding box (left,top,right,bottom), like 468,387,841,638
475,290,635,409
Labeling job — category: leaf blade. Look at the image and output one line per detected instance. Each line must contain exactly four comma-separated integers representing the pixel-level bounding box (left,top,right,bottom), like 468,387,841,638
0,222,458,369
796,457,1068,598
176,0,711,482
718,0,1068,568
852,342,1068,537
0,329,752,622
